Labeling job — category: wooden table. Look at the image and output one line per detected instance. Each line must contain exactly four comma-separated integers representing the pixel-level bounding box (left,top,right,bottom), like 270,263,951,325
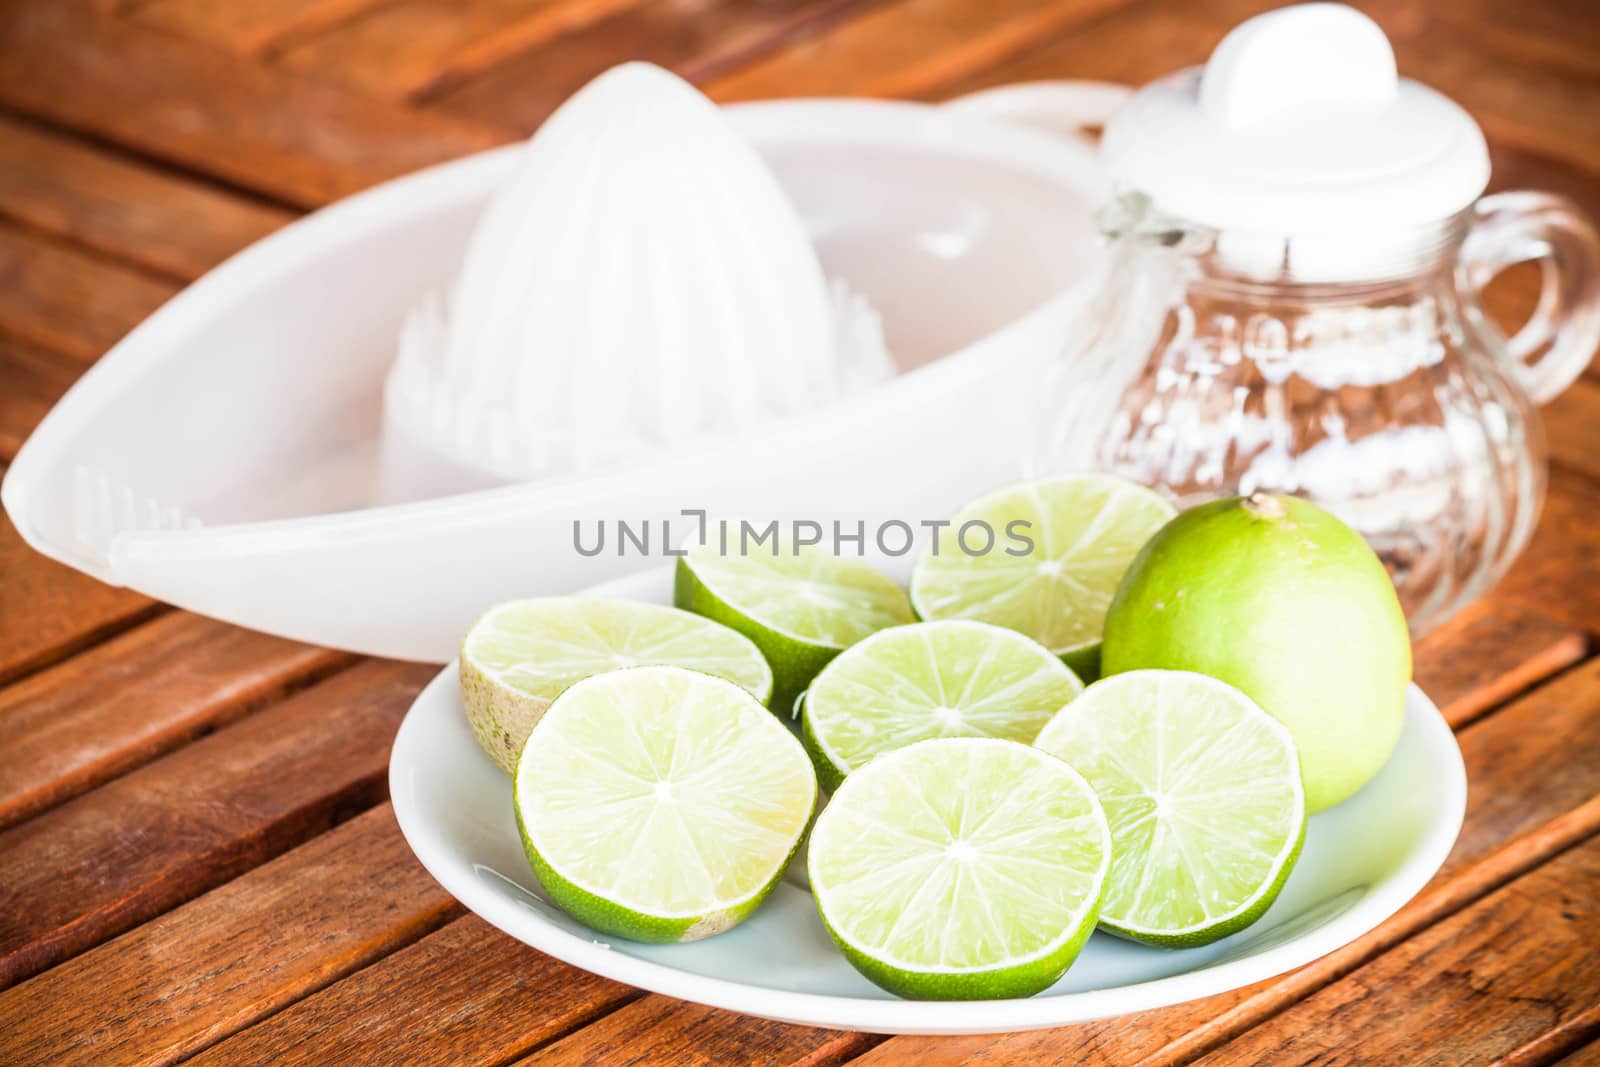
1,1,1598,1063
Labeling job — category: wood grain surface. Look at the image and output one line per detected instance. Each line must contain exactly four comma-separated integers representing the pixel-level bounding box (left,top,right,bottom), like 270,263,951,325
0,221,177,363
187,913,635,1067
0,613,350,831
0,3,512,208
0,511,157,686
1,0,1598,1063
1193,836,1600,1066
0,336,79,461
435,0,885,130
0,805,461,1066
0,660,430,988
0,116,294,281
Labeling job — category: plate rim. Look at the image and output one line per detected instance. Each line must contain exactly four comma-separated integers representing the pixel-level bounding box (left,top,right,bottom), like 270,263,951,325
388,578,1466,1034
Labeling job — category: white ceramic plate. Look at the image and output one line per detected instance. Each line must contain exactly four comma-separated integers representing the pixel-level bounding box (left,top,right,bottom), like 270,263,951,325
389,565,1466,1035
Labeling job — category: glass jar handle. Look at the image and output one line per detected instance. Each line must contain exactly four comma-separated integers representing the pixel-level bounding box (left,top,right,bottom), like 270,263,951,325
1459,191,1600,404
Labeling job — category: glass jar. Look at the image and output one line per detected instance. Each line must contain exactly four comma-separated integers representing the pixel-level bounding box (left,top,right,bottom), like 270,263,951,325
1013,3,1600,634
1033,193,1600,633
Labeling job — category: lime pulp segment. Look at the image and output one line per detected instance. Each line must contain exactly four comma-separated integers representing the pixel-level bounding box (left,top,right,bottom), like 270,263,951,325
515,666,816,943
803,620,1083,791
1034,669,1305,946
809,738,1110,999
910,475,1176,663
460,597,773,773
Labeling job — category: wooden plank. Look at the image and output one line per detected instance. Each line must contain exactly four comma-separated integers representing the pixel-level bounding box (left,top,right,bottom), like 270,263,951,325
133,0,401,55
1375,3,1600,177
1545,379,1600,486
278,0,655,102
0,115,294,282
518,997,879,1066
0,612,350,832
1502,1006,1600,1067
189,915,635,1066
1194,836,1600,1066
0,659,432,989
0,510,157,687
1561,1039,1600,1066
1415,601,1588,728
0,221,177,363
0,805,461,1067
0,335,78,461
853,658,1600,1066
434,0,882,132
1499,469,1600,633
706,0,1137,103
928,0,1228,99
0,2,510,209
1403,0,1600,79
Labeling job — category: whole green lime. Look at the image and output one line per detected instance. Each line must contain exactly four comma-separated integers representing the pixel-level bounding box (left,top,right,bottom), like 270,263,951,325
1101,492,1410,813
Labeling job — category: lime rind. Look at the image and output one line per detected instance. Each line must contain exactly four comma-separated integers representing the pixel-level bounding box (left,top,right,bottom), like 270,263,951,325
801,620,1083,792
1034,669,1305,947
809,738,1111,999
460,597,773,774
516,666,816,943
678,542,912,649
910,474,1176,665
675,546,912,712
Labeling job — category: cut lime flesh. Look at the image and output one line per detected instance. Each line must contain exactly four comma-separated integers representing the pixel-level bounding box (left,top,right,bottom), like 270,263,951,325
911,475,1175,668
676,542,913,711
460,597,773,774
516,666,816,943
1034,669,1305,947
809,738,1110,999
803,620,1083,792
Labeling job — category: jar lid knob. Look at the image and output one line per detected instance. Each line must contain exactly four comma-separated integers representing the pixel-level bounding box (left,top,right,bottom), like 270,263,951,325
1200,4,1396,130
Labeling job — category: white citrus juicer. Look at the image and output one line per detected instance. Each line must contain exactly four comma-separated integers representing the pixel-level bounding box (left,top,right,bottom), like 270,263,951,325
381,64,891,500
1,68,1112,659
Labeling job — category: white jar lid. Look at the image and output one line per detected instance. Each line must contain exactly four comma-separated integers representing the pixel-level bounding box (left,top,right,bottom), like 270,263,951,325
1102,3,1489,235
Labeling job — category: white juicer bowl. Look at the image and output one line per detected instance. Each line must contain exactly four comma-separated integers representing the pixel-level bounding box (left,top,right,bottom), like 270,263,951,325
2,98,1109,660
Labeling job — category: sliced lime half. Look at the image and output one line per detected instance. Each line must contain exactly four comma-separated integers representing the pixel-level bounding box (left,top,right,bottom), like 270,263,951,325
1034,669,1305,947
516,666,816,943
802,620,1082,792
676,539,913,712
809,737,1110,1000
461,597,772,774
910,474,1175,678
